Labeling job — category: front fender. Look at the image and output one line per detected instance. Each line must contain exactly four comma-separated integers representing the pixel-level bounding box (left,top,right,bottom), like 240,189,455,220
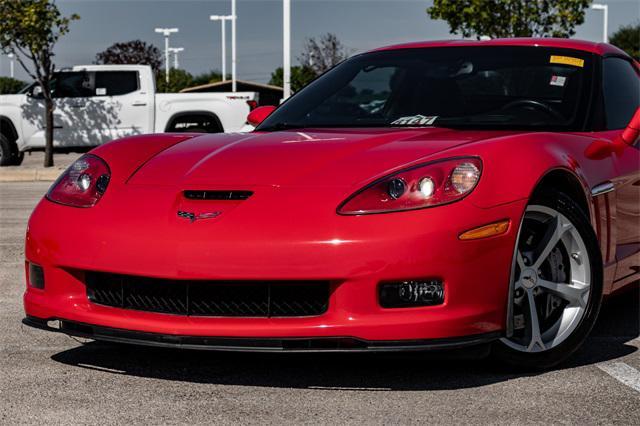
461,132,615,210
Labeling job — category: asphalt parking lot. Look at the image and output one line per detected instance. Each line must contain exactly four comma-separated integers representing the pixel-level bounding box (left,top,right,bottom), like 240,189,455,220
1,182,639,425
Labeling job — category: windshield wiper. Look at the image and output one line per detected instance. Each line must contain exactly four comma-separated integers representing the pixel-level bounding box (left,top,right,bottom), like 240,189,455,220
257,122,308,132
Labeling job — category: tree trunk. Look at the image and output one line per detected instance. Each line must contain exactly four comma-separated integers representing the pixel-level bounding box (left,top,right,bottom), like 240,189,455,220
44,97,54,168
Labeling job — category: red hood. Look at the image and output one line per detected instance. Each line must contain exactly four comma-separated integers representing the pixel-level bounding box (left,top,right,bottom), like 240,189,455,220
128,128,515,188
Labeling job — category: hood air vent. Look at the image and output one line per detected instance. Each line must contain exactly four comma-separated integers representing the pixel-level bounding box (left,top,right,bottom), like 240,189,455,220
184,190,253,201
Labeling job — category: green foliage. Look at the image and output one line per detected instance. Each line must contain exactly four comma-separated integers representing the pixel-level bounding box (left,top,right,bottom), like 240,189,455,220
299,33,350,76
269,66,316,93
0,0,79,167
156,68,194,93
0,0,79,81
191,70,224,87
427,0,591,39
95,40,163,72
0,77,27,94
610,23,640,61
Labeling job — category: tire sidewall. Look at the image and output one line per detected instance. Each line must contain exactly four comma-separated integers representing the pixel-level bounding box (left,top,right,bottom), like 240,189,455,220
0,134,14,166
494,191,604,369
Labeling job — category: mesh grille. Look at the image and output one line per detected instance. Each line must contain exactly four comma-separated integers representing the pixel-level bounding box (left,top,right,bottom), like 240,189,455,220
85,273,329,317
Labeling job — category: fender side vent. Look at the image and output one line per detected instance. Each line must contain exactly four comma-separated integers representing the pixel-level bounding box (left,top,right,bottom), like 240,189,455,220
184,190,253,201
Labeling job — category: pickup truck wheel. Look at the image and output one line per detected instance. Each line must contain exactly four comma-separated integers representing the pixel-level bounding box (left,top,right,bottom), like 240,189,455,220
0,134,17,167
13,151,24,166
166,113,223,134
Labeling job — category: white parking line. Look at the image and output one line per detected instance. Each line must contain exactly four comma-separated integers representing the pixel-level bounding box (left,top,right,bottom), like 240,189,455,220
597,362,640,393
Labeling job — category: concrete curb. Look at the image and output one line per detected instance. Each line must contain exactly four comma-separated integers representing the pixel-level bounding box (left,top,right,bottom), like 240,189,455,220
0,168,63,182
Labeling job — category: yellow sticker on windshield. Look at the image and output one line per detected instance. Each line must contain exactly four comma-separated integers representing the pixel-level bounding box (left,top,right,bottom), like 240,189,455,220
550,55,584,68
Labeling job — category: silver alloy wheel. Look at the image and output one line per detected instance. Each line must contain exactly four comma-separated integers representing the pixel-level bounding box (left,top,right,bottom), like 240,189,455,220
502,205,591,353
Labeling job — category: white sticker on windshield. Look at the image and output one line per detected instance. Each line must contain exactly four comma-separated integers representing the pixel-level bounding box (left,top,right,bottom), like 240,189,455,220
549,76,566,87
96,87,107,96
391,115,438,126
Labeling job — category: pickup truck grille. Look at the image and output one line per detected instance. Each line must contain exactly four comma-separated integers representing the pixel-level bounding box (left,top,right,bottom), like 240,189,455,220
85,273,329,317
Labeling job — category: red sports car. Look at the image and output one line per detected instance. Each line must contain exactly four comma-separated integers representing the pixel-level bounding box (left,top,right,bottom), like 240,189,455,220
23,39,639,368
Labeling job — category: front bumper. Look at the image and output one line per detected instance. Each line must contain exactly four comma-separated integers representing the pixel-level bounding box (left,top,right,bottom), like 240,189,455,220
22,316,500,352
23,184,527,344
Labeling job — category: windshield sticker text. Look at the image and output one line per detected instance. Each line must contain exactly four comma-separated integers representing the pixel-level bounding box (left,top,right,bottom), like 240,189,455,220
391,115,438,127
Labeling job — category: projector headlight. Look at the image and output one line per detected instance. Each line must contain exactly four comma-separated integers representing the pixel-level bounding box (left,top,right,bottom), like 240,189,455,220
337,157,482,215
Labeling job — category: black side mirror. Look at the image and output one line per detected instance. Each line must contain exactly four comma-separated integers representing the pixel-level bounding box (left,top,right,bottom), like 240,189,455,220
29,85,44,99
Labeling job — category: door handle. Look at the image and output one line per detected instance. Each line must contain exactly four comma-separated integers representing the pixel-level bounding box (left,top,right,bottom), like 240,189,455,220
132,101,147,107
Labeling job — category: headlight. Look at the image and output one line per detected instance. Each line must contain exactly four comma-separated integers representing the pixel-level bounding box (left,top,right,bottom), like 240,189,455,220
337,157,482,215
46,154,111,208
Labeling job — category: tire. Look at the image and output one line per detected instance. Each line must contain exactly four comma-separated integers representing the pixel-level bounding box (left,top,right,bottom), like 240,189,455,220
13,151,24,166
493,190,603,370
0,134,15,167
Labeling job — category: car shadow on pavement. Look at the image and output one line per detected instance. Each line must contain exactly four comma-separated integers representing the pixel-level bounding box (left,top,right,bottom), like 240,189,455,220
50,286,639,391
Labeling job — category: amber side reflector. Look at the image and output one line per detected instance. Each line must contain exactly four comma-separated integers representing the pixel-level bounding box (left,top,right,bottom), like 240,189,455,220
459,220,510,241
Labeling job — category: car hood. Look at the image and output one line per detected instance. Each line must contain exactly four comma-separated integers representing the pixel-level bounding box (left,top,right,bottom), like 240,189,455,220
128,128,515,188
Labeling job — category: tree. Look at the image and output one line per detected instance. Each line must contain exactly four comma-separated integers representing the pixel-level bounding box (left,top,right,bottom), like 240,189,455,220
298,33,350,76
95,40,162,72
427,0,591,39
269,65,317,93
0,0,79,167
192,70,224,87
610,23,640,61
156,68,194,93
0,77,27,94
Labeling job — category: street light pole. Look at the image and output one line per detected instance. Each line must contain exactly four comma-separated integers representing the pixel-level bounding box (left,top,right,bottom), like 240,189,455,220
591,4,609,43
231,0,237,92
155,28,179,83
283,0,291,100
169,47,184,69
210,15,233,82
7,53,14,78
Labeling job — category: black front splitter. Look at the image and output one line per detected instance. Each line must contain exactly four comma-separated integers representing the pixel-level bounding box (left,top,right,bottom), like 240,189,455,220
23,316,500,353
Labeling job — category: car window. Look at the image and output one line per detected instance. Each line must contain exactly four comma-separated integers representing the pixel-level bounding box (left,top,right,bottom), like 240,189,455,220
603,58,640,130
52,72,95,98
259,47,593,131
94,71,139,96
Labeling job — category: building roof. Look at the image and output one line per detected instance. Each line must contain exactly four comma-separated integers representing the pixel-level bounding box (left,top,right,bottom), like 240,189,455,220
181,79,283,93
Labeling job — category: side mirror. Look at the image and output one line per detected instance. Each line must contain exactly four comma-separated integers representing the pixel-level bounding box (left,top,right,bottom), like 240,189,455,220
618,107,640,146
247,105,276,127
585,139,615,160
29,85,44,99
586,107,640,159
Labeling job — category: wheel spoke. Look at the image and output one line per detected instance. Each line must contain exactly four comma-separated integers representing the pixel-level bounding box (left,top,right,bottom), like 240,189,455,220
514,279,523,290
532,215,572,270
525,289,545,352
537,279,589,308
516,251,526,270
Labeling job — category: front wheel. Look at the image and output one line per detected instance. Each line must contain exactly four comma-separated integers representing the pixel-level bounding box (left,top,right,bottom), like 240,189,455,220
493,191,603,369
0,134,15,166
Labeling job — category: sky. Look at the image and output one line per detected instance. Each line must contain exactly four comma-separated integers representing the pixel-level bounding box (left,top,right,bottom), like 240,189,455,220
1,0,639,84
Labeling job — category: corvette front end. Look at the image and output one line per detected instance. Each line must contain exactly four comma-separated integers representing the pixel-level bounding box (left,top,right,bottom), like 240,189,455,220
23,154,525,349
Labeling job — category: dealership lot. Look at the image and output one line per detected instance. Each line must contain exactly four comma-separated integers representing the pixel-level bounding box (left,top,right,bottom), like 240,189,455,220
1,182,639,424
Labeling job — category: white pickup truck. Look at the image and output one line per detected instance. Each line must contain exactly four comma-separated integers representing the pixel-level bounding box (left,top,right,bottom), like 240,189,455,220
0,65,257,165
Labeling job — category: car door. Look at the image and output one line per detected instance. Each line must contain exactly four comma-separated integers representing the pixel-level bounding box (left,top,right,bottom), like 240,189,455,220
92,70,153,142
52,71,96,147
601,56,640,290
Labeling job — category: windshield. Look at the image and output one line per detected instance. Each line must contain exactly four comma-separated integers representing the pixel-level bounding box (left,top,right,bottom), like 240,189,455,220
258,46,594,131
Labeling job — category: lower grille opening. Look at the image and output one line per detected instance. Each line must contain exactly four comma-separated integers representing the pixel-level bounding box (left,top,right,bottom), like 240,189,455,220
85,273,330,318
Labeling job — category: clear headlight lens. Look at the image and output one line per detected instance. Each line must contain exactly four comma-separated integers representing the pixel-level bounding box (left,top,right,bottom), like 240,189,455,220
338,157,482,215
46,154,111,208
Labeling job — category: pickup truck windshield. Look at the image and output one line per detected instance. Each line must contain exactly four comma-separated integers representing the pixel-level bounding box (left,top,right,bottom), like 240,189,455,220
258,46,594,131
